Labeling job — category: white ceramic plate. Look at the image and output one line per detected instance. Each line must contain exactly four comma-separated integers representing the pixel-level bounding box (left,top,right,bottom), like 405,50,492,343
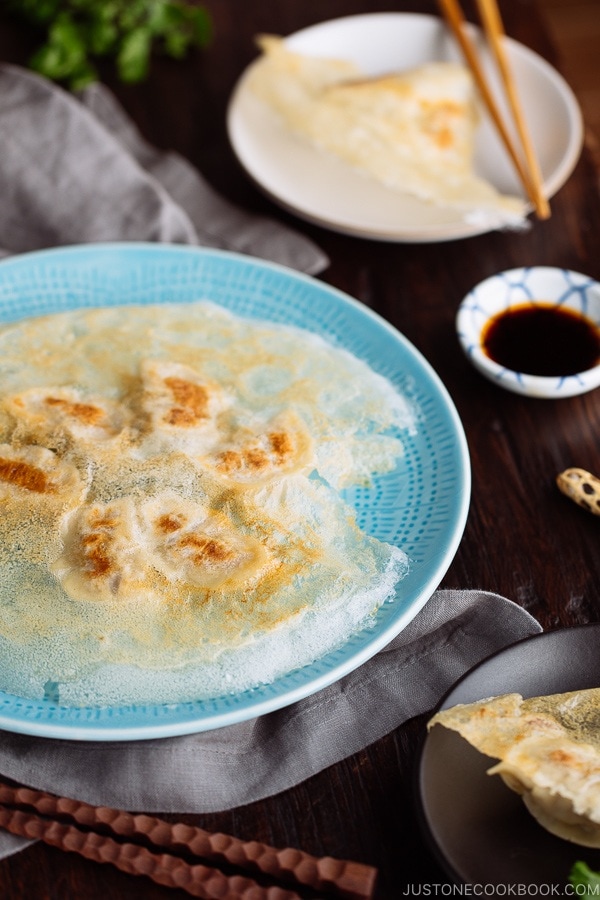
0,243,470,740
227,12,583,243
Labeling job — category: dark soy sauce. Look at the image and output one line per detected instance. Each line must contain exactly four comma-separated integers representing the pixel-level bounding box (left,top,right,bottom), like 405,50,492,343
482,303,600,377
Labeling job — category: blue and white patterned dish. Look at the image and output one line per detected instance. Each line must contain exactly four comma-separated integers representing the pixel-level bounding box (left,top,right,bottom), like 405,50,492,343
457,267,600,398
0,243,470,741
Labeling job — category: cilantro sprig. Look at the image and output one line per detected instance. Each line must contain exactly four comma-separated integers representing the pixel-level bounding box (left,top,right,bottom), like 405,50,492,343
6,0,212,89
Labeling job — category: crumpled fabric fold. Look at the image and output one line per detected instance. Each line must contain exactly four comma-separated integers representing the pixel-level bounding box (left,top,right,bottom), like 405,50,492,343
0,63,328,274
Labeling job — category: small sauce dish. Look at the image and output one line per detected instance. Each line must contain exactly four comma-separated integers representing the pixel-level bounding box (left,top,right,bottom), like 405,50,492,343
456,266,600,398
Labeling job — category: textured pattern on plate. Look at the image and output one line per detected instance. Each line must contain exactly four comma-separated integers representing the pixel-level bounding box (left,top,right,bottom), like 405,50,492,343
0,244,470,739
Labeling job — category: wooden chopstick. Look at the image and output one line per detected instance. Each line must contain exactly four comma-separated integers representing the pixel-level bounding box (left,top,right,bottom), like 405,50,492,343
0,779,377,900
0,804,292,900
437,0,550,219
0,804,289,900
475,0,550,218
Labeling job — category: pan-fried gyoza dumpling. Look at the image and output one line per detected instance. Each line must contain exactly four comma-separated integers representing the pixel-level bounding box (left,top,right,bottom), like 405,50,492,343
204,411,314,486
428,689,600,847
52,492,272,602
0,443,86,504
0,444,89,566
140,493,270,588
140,359,231,455
51,498,153,603
3,386,130,448
248,35,527,225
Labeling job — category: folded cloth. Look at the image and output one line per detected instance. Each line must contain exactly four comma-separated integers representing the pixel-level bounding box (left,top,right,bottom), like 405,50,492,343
0,589,541,859
0,64,328,274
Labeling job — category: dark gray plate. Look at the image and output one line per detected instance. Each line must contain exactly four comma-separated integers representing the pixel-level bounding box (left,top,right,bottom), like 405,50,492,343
417,624,600,885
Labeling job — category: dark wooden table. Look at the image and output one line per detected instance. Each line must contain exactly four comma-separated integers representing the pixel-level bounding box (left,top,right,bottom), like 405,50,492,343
1,1,599,897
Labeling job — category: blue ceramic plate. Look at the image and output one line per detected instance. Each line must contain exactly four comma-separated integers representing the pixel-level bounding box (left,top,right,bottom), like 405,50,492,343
0,243,470,740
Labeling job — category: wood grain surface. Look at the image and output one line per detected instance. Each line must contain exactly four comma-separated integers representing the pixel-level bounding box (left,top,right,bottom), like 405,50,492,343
0,1,599,897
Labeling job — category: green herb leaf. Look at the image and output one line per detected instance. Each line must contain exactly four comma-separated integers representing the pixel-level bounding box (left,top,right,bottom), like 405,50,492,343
87,18,119,57
29,11,87,82
569,861,600,893
117,26,152,83
163,29,189,59
5,0,213,88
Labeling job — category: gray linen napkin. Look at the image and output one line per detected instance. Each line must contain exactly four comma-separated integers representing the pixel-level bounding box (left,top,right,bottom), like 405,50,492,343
0,589,541,859
0,63,328,273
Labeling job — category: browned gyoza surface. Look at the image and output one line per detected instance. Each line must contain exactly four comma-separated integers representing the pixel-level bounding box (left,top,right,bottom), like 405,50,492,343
0,301,414,707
